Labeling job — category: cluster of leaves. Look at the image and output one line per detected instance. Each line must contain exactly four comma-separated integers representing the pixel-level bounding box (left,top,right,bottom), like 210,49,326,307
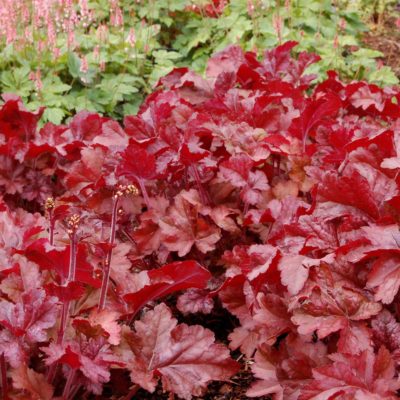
343,0,398,22
0,0,398,124
2,42,400,399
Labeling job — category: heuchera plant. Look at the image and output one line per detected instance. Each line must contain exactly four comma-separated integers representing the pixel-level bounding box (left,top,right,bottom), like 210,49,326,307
1,41,400,399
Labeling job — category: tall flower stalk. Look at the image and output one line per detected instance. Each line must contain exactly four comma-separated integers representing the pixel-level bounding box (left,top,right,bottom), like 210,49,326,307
98,184,138,311
45,197,55,246
47,214,80,383
57,215,79,344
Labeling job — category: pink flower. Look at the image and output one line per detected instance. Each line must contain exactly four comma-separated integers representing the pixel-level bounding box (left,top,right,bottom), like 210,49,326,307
127,28,136,47
80,56,88,74
93,45,100,60
272,14,283,42
247,0,255,17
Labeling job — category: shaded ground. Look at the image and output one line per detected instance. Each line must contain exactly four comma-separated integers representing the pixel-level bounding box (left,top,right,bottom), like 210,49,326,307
363,14,400,78
134,368,270,400
133,303,271,400
90,301,272,400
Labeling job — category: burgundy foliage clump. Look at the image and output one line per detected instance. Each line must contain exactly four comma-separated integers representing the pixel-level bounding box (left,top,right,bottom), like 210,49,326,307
1,42,400,399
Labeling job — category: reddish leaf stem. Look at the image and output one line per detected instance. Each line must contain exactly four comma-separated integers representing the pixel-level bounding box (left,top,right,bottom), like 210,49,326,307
191,165,210,205
68,382,82,400
48,224,79,382
124,384,140,399
0,353,7,400
98,194,120,311
49,216,55,246
138,179,151,210
45,197,55,246
243,201,250,215
57,232,77,344
62,368,76,400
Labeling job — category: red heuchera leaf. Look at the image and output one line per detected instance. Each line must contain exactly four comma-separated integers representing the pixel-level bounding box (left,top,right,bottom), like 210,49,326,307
289,94,341,142
219,154,270,205
0,97,44,141
222,244,279,281
291,266,381,347
0,289,58,367
247,334,328,399
118,140,157,181
246,345,284,399
0,288,58,342
124,260,211,317
367,254,400,304
87,309,121,346
44,281,85,301
43,337,122,395
73,319,111,342
349,84,385,112
206,45,245,78
64,146,109,194
278,254,334,296
68,110,104,142
318,170,381,218
24,241,101,288
177,288,214,315
301,347,400,399
123,303,239,399
73,310,122,347
371,310,400,364
10,364,54,400
159,194,221,256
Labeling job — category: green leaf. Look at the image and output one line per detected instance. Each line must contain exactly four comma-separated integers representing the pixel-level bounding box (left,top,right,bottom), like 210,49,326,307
351,48,384,59
67,52,81,78
42,107,66,124
1,67,34,98
368,67,399,86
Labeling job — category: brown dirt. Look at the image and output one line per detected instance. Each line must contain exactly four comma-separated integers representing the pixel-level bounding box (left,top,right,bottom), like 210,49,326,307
133,367,271,400
90,302,272,400
363,13,400,78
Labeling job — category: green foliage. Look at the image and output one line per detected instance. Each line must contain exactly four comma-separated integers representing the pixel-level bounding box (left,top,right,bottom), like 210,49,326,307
0,0,397,123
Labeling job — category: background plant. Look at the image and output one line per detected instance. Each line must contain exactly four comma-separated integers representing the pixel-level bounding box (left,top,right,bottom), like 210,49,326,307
0,0,397,124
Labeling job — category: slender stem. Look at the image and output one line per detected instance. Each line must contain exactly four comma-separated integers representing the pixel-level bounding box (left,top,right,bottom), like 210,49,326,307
138,179,151,210
57,300,71,344
67,234,78,283
124,384,140,400
68,382,82,400
46,363,58,384
191,165,211,206
48,230,78,382
98,195,120,311
49,210,55,246
62,368,76,400
243,201,250,215
58,233,77,344
1,353,7,400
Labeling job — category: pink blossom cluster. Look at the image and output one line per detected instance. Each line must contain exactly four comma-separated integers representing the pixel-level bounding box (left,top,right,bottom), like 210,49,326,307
0,0,97,54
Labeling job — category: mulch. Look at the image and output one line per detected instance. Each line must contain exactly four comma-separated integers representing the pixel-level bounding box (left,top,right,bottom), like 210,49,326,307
363,14,400,78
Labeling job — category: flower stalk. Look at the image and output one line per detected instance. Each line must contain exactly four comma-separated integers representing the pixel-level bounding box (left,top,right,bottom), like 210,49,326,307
98,185,138,311
45,197,55,246
0,353,7,400
47,214,80,383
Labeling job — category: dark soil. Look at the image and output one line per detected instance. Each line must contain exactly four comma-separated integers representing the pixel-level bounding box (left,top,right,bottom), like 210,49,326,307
91,301,272,400
363,13,400,78
132,368,270,400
